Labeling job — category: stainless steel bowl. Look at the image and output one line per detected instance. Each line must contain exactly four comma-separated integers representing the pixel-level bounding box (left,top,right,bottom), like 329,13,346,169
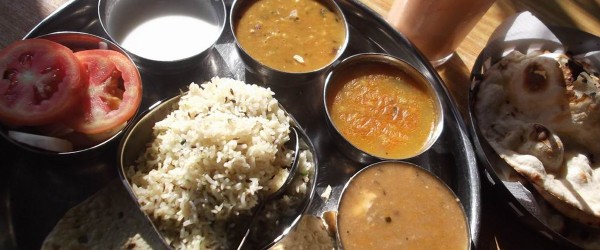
98,0,227,73
117,91,318,249
336,160,471,250
0,31,142,160
229,0,349,87
323,53,444,164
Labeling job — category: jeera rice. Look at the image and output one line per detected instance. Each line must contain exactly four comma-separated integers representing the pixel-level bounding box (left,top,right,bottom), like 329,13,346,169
127,78,313,249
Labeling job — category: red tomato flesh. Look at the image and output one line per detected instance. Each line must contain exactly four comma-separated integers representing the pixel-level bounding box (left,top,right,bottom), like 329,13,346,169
0,39,84,126
71,50,142,135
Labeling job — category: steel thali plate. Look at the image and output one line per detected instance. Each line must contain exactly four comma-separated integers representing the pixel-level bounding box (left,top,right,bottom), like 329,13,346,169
1,0,481,248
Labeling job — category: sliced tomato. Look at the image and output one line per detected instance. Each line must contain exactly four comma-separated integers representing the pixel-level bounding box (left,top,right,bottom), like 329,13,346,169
0,39,84,126
71,50,142,135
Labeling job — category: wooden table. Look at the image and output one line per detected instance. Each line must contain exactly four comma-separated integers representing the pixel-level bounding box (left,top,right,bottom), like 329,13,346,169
1,0,598,249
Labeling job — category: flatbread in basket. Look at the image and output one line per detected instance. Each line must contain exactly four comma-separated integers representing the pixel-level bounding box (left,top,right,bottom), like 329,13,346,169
474,49,600,227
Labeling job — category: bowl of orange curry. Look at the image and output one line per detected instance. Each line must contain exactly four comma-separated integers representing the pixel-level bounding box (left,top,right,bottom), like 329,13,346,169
323,53,444,164
230,0,348,87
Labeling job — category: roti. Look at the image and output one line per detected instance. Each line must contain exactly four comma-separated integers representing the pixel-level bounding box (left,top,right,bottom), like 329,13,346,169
474,50,600,227
41,181,163,250
270,215,335,250
41,180,333,249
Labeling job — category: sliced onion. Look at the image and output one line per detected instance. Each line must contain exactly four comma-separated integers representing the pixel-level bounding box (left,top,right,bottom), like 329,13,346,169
8,130,73,152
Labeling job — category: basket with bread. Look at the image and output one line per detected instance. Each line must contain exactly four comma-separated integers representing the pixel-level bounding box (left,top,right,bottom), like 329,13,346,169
469,11,600,249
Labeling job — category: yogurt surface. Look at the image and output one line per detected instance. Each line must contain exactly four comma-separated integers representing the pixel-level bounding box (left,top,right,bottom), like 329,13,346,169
120,15,219,61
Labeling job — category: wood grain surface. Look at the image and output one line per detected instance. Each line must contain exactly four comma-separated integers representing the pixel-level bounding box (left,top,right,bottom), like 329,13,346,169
1,0,599,249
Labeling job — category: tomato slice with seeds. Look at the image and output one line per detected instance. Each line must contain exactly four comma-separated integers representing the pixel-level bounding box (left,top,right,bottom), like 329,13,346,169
0,39,84,126
71,50,142,135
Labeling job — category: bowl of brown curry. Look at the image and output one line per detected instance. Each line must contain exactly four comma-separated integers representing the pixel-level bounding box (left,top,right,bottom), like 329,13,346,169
230,0,349,87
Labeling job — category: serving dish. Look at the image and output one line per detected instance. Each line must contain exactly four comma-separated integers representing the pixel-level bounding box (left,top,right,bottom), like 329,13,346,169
468,24,600,249
98,0,227,72
336,161,471,249
323,53,444,164
117,88,318,249
1,0,481,249
0,31,142,158
229,0,349,87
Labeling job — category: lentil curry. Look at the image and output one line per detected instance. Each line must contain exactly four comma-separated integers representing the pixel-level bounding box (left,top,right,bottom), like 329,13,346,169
326,63,436,159
234,0,346,72
337,161,469,250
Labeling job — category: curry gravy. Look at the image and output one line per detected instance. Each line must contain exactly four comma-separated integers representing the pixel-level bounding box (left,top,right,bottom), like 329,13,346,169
338,162,469,250
234,0,345,72
326,63,436,159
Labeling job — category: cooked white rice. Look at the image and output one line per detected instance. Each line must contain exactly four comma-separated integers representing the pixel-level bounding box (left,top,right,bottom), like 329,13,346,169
127,77,308,249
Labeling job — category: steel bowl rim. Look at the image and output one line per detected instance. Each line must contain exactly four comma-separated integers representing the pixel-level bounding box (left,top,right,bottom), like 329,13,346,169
322,52,445,163
229,0,350,76
117,90,320,250
335,160,471,249
97,0,228,64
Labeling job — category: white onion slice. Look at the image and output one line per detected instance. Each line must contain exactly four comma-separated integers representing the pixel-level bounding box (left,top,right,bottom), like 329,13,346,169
8,130,73,152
